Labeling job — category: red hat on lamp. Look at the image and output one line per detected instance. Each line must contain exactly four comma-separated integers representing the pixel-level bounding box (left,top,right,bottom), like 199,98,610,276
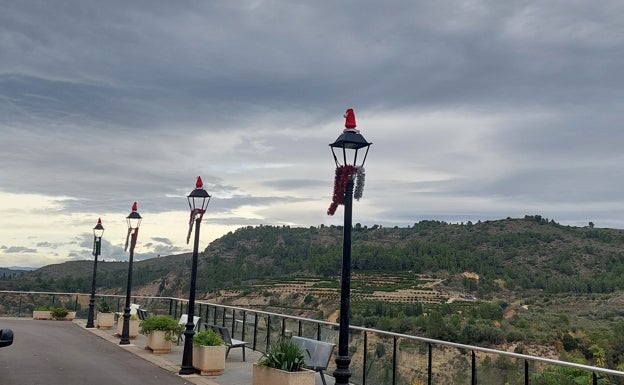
343,108,358,132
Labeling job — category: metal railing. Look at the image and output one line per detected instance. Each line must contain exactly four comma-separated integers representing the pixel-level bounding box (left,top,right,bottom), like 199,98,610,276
1,290,623,385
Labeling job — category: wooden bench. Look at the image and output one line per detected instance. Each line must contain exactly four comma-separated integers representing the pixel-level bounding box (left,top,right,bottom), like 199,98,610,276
206,324,249,361
291,336,335,385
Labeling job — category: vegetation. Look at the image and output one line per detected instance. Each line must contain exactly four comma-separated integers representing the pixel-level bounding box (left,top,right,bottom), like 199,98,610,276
258,338,307,372
193,329,225,347
51,307,69,318
139,315,183,341
97,301,112,313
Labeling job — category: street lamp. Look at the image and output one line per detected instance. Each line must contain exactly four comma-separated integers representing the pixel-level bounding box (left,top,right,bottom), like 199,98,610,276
179,176,211,375
120,202,142,345
86,218,105,328
327,108,372,385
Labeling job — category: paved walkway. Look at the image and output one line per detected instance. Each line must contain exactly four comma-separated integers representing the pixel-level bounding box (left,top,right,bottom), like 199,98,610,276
77,318,260,385
0,317,331,385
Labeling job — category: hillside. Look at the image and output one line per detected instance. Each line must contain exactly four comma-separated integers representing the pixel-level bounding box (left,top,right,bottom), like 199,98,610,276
4,215,624,298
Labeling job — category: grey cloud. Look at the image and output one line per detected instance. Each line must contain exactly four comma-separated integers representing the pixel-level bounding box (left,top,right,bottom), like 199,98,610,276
5,246,37,253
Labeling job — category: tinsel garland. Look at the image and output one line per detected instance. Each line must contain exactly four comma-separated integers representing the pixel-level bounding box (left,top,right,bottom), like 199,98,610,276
354,166,365,200
327,165,366,215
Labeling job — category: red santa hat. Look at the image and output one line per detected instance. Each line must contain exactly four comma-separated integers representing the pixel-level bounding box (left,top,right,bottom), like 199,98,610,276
344,108,357,131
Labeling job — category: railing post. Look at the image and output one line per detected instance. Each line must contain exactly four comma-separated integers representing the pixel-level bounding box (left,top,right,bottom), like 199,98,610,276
525,360,529,385
363,332,368,385
231,308,236,334
298,320,302,337
428,343,433,385
253,313,258,351
241,311,247,341
18,294,22,317
593,372,598,385
392,336,398,385
472,351,477,385
266,315,271,348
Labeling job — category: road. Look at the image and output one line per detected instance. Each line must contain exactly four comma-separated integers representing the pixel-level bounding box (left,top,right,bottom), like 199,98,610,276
0,318,195,385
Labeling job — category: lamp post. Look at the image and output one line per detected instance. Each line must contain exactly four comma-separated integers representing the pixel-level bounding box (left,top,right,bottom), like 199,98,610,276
180,176,211,375
86,218,105,328
327,108,372,385
120,202,142,345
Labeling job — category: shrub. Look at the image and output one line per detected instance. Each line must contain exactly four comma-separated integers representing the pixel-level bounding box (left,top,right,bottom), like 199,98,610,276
139,315,183,341
193,329,225,347
98,301,112,313
258,338,307,372
52,307,69,318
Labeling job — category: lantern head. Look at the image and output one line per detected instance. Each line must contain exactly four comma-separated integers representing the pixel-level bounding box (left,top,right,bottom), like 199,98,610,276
188,176,211,217
330,108,372,167
93,218,105,239
126,201,142,230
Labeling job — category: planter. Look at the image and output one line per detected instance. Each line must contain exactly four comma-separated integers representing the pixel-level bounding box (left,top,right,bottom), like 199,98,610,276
193,345,226,375
97,312,115,329
252,363,315,385
33,310,53,320
145,331,172,354
116,318,140,339
60,311,76,321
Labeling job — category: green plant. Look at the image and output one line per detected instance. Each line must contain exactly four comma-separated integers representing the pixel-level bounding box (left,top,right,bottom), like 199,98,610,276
52,307,69,318
139,315,183,341
34,305,53,311
258,338,307,372
97,301,112,313
193,329,225,347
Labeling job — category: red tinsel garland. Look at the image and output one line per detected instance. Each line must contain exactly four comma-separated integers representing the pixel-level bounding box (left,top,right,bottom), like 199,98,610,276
327,165,357,215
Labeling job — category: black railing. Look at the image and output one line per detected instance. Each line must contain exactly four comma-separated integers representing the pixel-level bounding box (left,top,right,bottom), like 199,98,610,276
1,290,623,385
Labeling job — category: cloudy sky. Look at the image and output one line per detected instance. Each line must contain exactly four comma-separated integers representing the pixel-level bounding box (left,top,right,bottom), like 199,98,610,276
1,1,623,268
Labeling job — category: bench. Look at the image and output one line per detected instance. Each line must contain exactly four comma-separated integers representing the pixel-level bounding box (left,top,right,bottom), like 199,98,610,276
291,336,335,385
137,309,150,320
207,324,249,361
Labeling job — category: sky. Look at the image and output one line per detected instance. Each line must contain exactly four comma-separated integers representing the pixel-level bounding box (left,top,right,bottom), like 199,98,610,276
1,1,623,268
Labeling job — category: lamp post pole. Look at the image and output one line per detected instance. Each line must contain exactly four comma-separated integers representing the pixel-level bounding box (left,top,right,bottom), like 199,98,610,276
120,202,141,345
328,108,371,385
86,218,105,328
180,176,211,375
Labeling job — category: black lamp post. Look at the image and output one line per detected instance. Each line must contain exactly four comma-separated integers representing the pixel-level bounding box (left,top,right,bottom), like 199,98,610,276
86,218,105,328
328,108,371,385
180,176,211,375
120,202,141,345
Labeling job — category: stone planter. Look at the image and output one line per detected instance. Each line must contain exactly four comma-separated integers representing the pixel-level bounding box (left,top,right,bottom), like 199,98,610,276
145,331,172,354
193,345,226,375
97,312,115,329
33,310,53,320
252,363,315,385
60,311,76,321
116,318,140,339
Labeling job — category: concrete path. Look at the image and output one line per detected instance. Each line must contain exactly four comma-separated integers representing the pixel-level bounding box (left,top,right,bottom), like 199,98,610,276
0,317,255,385
0,317,331,385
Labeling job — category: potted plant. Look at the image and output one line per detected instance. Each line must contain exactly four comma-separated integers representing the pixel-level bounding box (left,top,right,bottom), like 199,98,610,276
33,305,54,320
192,329,227,375
96,301,114,329
252,338,315,385
116,313,140,338
52,307,76,321
139,315,183,354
